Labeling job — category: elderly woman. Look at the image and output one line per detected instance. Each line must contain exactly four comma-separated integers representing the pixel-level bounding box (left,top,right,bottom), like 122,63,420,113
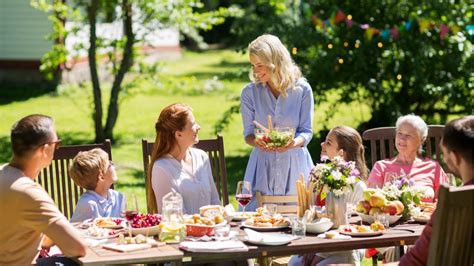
367,114,448,202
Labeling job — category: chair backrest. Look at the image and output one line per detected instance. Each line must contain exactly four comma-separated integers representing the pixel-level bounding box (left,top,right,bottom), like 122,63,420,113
37,140,113,220
142,135,229,212
427,184,473,266
255,192,298,214
362,125,444,167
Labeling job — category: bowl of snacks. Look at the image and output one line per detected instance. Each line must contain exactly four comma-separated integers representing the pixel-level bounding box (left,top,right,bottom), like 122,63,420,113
184,214,223,237
255,127,294,149
128,213,162,236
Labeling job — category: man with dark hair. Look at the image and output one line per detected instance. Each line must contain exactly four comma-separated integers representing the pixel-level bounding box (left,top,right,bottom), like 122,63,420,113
0,114,86,265
439,115,473,183
399,115,473,266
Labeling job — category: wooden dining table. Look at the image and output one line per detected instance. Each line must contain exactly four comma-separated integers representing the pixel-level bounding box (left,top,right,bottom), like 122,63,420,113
76,218,426,265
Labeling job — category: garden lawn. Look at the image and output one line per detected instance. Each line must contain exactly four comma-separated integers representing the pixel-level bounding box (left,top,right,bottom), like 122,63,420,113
0,49,370,212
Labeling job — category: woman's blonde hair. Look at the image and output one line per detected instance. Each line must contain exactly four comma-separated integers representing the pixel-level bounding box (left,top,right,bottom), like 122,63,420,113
146,103,192,213
69,148,109,190
248,34,302,96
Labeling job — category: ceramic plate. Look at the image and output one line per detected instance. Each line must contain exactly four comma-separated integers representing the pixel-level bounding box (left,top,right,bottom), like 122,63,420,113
412,215,430,223
338,229,383,237
231,212,257,221
92,218,126,229
245,234,296,246
241,222,289,232
82,229,121,240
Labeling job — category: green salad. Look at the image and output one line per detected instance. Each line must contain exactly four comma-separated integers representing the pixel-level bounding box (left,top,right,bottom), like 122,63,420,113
256,128,293,148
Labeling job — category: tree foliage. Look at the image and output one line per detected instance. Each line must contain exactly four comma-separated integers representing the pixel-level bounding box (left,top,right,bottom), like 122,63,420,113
32,0,242,141
227,0,473,129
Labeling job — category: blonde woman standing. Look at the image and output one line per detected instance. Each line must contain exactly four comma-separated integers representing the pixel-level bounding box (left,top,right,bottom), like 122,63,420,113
240,34,314,211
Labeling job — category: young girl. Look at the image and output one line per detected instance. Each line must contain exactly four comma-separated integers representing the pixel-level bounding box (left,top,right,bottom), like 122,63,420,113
290,125,368,266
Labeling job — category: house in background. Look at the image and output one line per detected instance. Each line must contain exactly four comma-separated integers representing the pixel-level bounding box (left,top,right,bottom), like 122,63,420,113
0,0,181,84
0,0,52,83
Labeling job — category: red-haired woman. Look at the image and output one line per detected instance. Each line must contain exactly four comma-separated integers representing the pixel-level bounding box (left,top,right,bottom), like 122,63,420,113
146,103,220,214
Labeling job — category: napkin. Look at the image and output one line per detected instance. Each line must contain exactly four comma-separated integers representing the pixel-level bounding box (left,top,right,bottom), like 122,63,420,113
179,240,248,252
244,228,266,242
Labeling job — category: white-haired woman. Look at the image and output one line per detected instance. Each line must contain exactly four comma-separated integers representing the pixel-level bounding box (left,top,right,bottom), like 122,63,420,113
240,34,314,210
367,114,448,202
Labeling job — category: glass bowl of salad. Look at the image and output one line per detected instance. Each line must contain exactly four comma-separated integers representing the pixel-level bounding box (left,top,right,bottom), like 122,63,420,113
255,127,294,148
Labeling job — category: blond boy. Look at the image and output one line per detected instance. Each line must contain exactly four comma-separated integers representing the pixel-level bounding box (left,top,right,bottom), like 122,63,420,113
69,148,125,222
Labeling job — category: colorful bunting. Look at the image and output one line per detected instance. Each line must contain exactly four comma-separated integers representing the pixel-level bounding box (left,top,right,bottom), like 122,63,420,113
310,8,468,43
440,24,450,40
418,19,431,33
334,10,345,24
390,27,399,40
381,29,390,41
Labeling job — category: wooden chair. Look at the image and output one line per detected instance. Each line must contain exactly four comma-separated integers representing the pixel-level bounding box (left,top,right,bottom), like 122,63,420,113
255,192,298,266
427,184,474,266
142,135,229,212
37,140,113,220
362,125,445,167
255,192,298,214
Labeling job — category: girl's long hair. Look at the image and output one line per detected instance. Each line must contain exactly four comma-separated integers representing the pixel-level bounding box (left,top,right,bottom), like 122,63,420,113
146,103,192,213
248,34,302,96
331,126,369,180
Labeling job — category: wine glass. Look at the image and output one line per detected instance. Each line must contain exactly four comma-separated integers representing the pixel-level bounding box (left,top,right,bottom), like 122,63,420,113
235,181,252,215
122,193,139,221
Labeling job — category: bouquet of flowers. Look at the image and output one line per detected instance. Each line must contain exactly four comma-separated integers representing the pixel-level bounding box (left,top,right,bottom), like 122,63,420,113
381,177,430,218
309,156,361,200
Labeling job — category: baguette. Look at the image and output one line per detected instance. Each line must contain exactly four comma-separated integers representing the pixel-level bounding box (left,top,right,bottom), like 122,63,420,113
296,180,304,217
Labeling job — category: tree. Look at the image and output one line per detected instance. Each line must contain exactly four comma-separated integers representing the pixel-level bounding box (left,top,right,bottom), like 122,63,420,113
225,1,473,130
32,0,241,142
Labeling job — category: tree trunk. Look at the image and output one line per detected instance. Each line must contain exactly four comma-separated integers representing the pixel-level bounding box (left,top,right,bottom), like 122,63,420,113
88,0,104,142
104,0,134,140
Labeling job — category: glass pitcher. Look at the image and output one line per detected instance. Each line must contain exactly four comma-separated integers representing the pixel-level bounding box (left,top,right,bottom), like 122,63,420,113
159,191,186,243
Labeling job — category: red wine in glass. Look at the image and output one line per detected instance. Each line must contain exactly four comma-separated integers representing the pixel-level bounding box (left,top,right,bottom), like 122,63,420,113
236,181,252,214
123,210,138,220
236,194,252,207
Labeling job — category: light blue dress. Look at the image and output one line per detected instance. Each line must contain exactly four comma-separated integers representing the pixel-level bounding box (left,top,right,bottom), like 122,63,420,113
240,78,314,211
70,189,125,222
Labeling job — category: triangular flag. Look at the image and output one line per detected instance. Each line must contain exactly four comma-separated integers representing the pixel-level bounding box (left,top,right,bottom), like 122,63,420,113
334,10,346,24
419,19,431,33
451,25,460,34
324,19,331,28
440,24,450,39
467,24,474,37
312,14,324,29
390,27,399,40
366,28,376,40
381,29,390,40
345,19,353,28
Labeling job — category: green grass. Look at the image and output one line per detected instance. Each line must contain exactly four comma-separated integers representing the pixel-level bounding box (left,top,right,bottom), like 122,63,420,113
0,49,371,213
